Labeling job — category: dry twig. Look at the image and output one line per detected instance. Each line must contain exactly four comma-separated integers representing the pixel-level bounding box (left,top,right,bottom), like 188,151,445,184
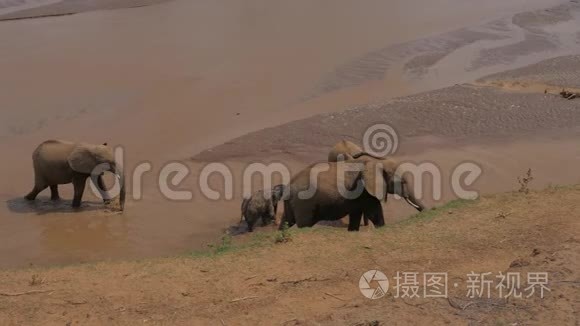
0,289,53,297
447,297,477,310
230,296,259,303
281,276,330,285
324,292,346,301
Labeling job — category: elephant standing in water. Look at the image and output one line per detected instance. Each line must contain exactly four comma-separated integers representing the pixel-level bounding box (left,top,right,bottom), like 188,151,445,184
280,157,425,231
241,184,286,232
25,140,126,210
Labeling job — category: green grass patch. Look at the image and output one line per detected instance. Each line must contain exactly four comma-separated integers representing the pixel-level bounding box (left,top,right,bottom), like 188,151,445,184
398,198,476,226
187,198,478,259
274,222,292,243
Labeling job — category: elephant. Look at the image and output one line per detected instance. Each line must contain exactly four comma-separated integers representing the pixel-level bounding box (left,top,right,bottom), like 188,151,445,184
328,140,367,162
25,140,126,210
279,157,425,231
328,140,384,226
240,184,286,232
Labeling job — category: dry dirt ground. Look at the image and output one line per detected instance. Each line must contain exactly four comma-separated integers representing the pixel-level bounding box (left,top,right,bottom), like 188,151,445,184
2,0,580,267
0,186,578,325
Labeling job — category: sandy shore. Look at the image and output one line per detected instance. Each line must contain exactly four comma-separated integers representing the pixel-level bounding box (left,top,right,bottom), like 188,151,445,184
0,0,168,20
1,0,580,268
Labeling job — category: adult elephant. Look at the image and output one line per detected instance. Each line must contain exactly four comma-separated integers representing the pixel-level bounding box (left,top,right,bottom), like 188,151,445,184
280,158,425,231
328,140,368,162
328,139,424,211
327,139,384,226
25,140,126,210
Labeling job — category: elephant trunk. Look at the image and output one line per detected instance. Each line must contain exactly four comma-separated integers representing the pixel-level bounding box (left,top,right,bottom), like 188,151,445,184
119,174,126,211
397,176,425,212
113,164,126,211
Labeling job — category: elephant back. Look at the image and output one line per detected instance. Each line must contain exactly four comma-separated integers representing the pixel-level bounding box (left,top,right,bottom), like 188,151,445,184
33,140,76,164
328,140,364,162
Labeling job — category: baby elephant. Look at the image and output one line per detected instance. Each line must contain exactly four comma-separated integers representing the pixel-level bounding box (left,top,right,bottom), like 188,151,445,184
25,140,126,210
240,185,286,232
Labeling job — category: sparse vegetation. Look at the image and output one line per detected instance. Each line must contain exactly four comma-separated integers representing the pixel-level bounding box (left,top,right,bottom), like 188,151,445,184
495,211,512,219
517,168,534,194
28,274,44,287
208,234,234,255
274,222,292,243
403,198,475,224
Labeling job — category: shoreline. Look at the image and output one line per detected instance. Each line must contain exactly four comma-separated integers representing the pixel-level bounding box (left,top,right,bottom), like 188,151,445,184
0,186,578,324
0,0,170,21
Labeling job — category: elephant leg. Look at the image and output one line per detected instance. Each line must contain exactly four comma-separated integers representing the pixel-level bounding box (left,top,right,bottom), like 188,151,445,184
369,206,385,227
72,175,88,208
245,212,259,232
25,184,47,201
50,185,60,200
279,201,296,230
363,197,385,228
364,200,385,227
362,214,369,226
348,209,363,231
261,214,269,227
262,204,275,226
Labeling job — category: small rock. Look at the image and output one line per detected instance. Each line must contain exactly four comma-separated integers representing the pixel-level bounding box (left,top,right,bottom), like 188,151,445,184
510,259,530,268
531,248,541,257
353,321,380,326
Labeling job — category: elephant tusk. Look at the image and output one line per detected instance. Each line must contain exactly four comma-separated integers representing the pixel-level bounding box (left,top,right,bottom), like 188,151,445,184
404,197,421,210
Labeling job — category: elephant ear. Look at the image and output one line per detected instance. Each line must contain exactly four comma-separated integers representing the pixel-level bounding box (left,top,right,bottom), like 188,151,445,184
362,161,389,200
337,161,366,192
67,144,111,174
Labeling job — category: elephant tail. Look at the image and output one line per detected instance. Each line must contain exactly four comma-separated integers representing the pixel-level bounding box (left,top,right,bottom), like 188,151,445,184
240,198,250,223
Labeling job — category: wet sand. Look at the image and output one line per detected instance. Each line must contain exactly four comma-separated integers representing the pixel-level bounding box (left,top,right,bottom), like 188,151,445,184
1,0,580,268
0,0,168,19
